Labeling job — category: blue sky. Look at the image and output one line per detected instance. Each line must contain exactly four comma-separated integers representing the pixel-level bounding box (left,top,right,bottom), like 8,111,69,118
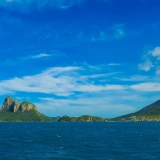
0,0,160,118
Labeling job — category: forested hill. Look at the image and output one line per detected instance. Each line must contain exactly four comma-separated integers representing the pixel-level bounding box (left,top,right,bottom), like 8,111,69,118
58,115,108,122
112,100,160,121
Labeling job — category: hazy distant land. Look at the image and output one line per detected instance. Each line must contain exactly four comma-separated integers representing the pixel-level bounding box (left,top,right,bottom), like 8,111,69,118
1,96,160,122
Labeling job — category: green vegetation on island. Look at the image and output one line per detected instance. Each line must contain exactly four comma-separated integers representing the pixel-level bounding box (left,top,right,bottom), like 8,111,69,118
58,115,108,122
112,100,160,121
0,96,52,122
0,110,52,122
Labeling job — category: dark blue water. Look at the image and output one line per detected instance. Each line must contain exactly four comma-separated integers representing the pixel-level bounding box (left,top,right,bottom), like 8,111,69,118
0,122,160,160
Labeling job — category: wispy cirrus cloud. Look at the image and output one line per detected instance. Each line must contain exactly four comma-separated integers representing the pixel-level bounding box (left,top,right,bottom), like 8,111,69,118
131,82,160,92
34,80,160,117
36,96,136,118
21,50,65,60
1,63,160,95
77,23,126,43
108,63,122,66
30,53,51,59
0,0,85,11
1,50,65,67
116,75,151,82
90,24,125,42
0,65,126,96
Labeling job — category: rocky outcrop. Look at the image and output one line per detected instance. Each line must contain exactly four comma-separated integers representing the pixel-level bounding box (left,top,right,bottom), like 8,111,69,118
19,102,38,112
0,96,20,112
0,96,53,122
0,96,38,113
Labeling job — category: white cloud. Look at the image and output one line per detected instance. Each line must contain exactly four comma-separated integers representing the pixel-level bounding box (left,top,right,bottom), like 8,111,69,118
31,53,51,59
117,75,150,82
76,84,125,92
36,96,136,118
138,46,160,73
0,66,126,96
138,60,153,71
10,50,65,62
108,63,122,66
0,0,85,11
80,72,119,80
0,66,79,95
151,47,160,58
156,69,160,75
32,88,160,117
131,82,160,91
30,84,160,117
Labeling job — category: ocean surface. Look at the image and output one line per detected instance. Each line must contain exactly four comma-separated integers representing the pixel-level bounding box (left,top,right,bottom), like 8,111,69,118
0,122,160,160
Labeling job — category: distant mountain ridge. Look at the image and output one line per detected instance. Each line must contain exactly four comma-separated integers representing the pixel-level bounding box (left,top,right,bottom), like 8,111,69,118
112,100,160,121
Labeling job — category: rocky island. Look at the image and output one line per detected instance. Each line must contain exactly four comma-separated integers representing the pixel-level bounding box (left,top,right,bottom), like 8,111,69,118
0,96,52,122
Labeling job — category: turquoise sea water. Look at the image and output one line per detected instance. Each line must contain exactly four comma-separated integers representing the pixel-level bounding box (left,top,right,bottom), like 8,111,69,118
0,122,160,160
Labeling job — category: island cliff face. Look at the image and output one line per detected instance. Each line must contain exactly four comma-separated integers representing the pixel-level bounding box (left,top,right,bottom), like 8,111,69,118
0,96,38,113
0,96,52,122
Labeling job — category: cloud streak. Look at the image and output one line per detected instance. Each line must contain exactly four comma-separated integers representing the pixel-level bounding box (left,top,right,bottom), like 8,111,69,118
108,63,122,66
0,0,85,11
31,53,51,59
1,64,159,96
131,82,160,92
36,96,136,118
0,66,126,96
